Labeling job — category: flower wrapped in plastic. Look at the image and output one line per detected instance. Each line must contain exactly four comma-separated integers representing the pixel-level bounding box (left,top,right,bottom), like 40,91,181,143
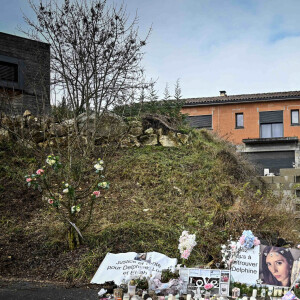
178,231,196,260
239,230,260,250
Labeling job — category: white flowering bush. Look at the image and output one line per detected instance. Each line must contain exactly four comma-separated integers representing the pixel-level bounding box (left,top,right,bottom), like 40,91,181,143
25,155,109,250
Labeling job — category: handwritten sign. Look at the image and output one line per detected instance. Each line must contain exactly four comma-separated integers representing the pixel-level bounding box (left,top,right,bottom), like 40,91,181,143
231,245,259,284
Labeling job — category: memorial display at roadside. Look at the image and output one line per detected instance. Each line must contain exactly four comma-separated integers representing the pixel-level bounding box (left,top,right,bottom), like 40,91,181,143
91,230,300,300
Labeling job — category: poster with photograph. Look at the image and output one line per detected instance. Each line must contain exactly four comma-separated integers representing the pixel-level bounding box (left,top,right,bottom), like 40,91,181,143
259,245,300,287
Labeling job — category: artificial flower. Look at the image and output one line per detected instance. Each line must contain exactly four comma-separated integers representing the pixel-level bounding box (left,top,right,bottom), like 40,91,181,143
46,157,56,166
178,231,196,260
181,249,191,259
63,188,69,193
71,205,80,213
36,169,44,175
26,178,32,182
93,191,101,198
253,237,260,246
98,181,109,188
94,163,104,171
204,283,214,291
48,199,54,204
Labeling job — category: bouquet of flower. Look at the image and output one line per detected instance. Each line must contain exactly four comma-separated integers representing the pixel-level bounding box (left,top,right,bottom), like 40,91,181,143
239,230,260,250
178,231,197,263
221,230,260,269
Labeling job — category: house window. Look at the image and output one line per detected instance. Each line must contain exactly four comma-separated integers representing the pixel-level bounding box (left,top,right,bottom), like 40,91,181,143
0,54,24,90
259,110,283,138
235,113,244,128
291,110,299,125
0,61,18,83
187,115,212,129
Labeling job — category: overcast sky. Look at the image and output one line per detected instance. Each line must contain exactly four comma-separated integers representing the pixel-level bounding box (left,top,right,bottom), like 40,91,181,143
1,0,300,99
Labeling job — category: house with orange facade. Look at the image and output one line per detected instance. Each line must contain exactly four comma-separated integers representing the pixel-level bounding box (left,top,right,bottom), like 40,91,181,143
182,90,300,175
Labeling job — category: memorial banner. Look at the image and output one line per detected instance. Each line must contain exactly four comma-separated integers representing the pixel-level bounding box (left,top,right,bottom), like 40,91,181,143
91,252,177,285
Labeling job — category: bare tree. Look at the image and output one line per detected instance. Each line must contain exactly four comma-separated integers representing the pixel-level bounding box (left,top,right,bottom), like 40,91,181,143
17,0,151,249
23,0,150,119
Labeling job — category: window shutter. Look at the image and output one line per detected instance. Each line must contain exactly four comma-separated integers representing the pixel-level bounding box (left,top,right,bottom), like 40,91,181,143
187,115,212,128
259,111,283,124
0,61,18,82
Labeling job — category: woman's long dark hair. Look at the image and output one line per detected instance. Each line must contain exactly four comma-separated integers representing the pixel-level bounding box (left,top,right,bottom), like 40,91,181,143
262,246,294,286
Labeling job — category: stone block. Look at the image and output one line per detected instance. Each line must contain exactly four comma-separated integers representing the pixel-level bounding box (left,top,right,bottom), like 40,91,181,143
260,176,274,184
272,176,295,184
280,169,300,176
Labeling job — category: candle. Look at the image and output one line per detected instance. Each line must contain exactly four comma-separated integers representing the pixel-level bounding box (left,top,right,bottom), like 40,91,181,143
187,294,192,300
252,290,257,298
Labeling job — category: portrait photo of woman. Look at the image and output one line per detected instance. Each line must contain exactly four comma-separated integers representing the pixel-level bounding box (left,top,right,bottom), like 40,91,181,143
260,246,295,287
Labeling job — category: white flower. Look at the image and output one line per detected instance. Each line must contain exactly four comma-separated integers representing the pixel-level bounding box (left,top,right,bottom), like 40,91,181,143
65,183,69,187
63,188,69,193
178,231,197,255
46,158,56,166
94,163,104,171
71,206,76,213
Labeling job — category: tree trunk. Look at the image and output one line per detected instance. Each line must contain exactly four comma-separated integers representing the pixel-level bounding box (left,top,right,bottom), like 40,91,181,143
67,226,82,250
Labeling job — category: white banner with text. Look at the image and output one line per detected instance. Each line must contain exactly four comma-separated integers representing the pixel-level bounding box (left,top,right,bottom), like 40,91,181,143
91,252,177,285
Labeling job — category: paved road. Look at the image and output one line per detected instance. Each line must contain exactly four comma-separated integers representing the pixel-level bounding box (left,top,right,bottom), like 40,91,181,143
0,280,99,300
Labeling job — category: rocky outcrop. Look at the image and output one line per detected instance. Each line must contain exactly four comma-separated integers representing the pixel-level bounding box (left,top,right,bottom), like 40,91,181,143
159,132,180,147
139,134,158,146
0,111,189,148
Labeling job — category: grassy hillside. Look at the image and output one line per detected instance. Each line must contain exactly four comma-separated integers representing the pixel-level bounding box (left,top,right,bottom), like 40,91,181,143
0,129,298,283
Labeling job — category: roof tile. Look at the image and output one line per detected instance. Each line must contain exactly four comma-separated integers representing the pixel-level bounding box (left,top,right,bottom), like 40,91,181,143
183,90,300,106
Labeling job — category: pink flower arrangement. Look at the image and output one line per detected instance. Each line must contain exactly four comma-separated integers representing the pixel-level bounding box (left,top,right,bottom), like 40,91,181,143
253,237,260,246
26,178,32,183
239,235,245,244
181,249,191,259
36,169,44,175
93,191,101,198
204,283,214,291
